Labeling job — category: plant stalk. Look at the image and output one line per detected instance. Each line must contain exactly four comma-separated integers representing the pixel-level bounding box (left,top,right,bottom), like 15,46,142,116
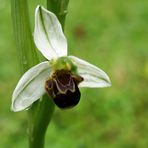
28,95,55,148
47,0,69,30
11,0,38,73
11,0,69,148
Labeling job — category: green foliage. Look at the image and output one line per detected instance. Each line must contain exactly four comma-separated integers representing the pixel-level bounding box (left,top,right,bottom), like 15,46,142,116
0,0,148,147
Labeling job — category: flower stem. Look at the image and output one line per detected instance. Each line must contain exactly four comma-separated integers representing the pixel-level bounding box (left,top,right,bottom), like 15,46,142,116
11,0,55,148
28,95,55,148
47,0,69,30
11,0,38,73
11,0,69,148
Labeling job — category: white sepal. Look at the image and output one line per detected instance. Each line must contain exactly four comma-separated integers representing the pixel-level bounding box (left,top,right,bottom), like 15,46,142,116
11,61,51,112
34,6,67,60
69,56,111,88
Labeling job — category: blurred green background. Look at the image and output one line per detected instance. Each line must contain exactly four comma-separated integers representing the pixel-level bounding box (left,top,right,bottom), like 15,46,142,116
0,0,148,147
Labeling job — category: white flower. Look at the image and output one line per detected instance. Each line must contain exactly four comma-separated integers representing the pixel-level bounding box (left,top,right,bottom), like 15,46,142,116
11,6,111,112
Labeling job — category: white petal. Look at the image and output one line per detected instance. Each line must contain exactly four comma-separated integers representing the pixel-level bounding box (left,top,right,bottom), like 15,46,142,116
11,62,51,112
69,56,111,88
34,6,67,60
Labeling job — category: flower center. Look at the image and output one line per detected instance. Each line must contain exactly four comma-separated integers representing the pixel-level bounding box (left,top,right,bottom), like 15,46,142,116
50,56,77,74
45,69,83,109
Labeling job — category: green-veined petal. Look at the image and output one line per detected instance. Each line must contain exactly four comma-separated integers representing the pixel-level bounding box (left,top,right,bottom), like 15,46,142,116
34,6,67,60
69,56,111,88
11,62,51,112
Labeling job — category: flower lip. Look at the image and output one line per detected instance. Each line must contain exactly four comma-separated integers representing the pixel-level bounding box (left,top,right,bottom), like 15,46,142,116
53,84,80,109
45,69,83,109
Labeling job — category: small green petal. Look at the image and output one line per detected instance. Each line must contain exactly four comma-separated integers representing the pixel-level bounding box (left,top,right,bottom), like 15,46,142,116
50,56,77,73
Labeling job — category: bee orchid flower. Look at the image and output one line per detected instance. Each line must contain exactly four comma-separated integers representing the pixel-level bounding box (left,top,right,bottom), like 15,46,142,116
11,6,111,112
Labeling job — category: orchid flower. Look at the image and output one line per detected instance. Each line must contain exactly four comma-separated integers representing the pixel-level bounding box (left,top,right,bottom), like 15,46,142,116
11,6,111,112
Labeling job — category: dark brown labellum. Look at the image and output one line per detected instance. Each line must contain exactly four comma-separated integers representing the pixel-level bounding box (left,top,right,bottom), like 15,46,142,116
45,70,83,109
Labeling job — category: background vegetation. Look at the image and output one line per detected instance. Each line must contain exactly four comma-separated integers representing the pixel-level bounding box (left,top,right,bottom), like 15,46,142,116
0,0,148,147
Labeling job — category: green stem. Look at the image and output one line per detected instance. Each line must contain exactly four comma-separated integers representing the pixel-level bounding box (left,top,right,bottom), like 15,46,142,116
28,95,55,148
11,0,69,148
47,0,69,30
11,0,38,73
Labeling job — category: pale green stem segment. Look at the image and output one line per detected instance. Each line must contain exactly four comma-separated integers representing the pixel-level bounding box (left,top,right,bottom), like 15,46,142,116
11,0,38,73
11,0,55,148
47,0,69,30
28,96,55,148
11,0,69,148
